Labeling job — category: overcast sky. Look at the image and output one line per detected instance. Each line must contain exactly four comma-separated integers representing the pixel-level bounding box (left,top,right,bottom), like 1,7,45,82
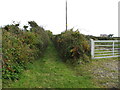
0,0,119,36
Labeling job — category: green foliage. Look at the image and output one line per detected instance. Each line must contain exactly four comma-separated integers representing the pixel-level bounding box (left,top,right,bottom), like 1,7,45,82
28,21,38,28
3,41,96,88
23,25,28,31
2,21,49,80
53,29,90,64
45,30,53,39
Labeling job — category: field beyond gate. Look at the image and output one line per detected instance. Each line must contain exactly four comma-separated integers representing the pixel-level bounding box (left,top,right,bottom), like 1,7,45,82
91,39,120,59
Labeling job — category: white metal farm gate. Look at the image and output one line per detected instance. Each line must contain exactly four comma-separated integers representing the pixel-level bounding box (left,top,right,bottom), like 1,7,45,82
91,39,120,59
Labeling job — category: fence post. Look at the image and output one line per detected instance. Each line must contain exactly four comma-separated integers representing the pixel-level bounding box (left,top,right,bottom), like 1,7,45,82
0,28,2,89
113,41,115,56
91,39,94,59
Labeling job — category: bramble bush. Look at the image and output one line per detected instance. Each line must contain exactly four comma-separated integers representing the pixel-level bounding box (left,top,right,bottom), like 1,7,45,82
53,29,90,64
2,21,49,80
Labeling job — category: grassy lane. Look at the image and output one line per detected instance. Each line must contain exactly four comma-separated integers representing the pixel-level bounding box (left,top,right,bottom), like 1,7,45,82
4,41,97,88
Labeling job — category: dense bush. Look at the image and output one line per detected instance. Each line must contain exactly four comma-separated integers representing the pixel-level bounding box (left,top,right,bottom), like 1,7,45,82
53,29,90,64
45,30,53,39
2,21,49,80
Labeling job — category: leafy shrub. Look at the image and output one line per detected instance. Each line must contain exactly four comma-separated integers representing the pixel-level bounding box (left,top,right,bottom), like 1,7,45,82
2,21,49,80
53,29,90,64
45,30,53,39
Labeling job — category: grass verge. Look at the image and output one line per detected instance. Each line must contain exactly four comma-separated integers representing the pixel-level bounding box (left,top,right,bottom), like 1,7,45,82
3,41,97,88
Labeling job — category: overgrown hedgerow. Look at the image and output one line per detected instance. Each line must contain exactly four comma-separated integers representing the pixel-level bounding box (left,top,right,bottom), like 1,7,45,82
2,21,49,80
53,29,91,64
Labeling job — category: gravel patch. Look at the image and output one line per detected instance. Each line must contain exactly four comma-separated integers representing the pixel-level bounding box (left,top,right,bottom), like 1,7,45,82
90,59,119,88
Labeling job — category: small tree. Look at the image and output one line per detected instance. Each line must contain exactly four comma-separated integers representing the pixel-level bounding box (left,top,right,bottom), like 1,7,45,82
108,34,114,38
23,25,28,31
28,21,38,28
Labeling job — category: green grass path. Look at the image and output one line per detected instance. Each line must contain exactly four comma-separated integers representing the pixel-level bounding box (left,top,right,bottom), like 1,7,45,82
6,41,96,88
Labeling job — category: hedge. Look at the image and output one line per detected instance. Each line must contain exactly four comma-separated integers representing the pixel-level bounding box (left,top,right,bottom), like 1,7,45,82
2,21,49,80
52,29,90,64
